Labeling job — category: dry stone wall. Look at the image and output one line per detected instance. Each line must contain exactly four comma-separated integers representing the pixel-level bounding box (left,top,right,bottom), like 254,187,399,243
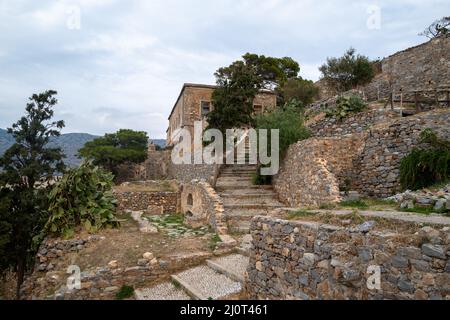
245,216,450,300
181,180,228,236
355,108,450,198
21,235,212,300
316,36,450,102
114,190,179,214
274,135,365,207
308,108,399,137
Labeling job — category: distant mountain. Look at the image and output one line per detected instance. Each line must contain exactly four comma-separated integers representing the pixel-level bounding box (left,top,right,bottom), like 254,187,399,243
0,129,98,167
151,139,166,148
0,129,167,167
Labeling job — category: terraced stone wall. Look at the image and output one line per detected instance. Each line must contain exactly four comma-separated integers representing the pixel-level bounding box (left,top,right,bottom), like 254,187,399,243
245,216,450,300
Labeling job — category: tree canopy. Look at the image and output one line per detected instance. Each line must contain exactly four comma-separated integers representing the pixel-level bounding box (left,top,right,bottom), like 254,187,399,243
319,48,375,93
0,90,66,297
277,78,319,106
78,129,148,178
206,53,306,132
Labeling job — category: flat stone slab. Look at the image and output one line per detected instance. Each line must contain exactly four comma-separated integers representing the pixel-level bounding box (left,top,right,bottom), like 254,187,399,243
207,254,249,283
172,265,242,300
135,282,191,300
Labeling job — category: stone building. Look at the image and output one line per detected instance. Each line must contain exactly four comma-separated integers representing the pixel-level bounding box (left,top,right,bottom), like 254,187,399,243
166,83,277,146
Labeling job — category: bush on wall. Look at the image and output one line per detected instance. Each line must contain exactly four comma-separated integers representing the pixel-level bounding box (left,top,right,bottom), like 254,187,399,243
43,161,120,238
400,129,450,190
325,94,367,120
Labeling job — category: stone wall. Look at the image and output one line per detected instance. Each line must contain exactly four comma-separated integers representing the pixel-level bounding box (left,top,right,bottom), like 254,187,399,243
245,215,450,300
307,108,400,137
180,180,228,235
355,108,450,198
21,235,212,300
273,135,365,207
114,189,179,214
316,36,450,102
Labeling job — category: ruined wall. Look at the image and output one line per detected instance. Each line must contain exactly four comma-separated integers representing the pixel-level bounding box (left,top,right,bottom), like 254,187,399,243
180,180,227,235
307,108,400,137
114,190,179,214
316,36,450,102
245,216,450,300
21,236,212,300
274,135,365,207
355,108,450,198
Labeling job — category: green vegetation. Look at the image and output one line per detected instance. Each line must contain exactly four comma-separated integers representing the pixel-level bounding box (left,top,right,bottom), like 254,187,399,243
339,199,369,209
319,48,375,93
206,53,307,133
400,129,450,190
78,129,148,180
253,103,310,184
209,233,222,250
278,78,319,106
43,161,119,239
255,103,310,158
147,214,208,238
325,94,367,120
0,90,66,297
251,171,272,185
287,209,317,220
115,285,134,300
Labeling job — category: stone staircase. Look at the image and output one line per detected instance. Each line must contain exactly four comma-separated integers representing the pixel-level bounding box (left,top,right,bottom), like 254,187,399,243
215,151,284,233
134,253,249,300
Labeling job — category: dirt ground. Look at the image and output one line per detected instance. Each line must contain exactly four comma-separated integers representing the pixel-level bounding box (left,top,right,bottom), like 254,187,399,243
67,213,214,270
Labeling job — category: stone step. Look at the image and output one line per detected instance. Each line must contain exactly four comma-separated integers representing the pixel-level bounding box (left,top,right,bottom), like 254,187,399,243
228,221,251,233
222,197,282,206
216,181,254,188
206,254,249,283
224,203,283,210
171,265,242,300
219,173,253,178
134,281,192,300
215,184,274,192
218,189,276,196
217,176,253,182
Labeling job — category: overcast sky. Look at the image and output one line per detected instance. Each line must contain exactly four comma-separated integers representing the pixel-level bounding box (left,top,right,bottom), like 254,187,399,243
0,0,448,138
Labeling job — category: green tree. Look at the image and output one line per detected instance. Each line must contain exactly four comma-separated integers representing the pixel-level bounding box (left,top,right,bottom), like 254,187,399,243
206,60,263,133
419,16,450,39
319,48,375,93
0,90,66,297
278,78,319,106
242,53,300,89
78,129,148,178
206,54,303,133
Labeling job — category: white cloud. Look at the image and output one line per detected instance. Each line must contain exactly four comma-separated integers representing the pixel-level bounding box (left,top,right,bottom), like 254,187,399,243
1,0,449,138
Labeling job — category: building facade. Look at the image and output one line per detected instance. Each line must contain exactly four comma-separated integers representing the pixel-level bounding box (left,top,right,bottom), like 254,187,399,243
166,83,277,146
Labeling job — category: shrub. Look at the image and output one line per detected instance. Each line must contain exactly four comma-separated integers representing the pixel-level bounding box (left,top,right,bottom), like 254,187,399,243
255,103,310,158
400,129,450,191
44,161,119,238
254,104,310,184
319,48,375,92
325,94,366,120
116,285,134,300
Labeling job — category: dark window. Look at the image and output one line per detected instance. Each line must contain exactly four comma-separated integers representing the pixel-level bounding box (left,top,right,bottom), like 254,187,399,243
187,193,193,206
253,104,263,115
201,101,211,117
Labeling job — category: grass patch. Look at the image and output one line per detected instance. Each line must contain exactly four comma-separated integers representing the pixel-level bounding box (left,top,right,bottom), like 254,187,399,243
399,206,448,216
209,234,222,250
287,209,317,220
339,199,369,209
115,285,134,300
171,279,181,289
